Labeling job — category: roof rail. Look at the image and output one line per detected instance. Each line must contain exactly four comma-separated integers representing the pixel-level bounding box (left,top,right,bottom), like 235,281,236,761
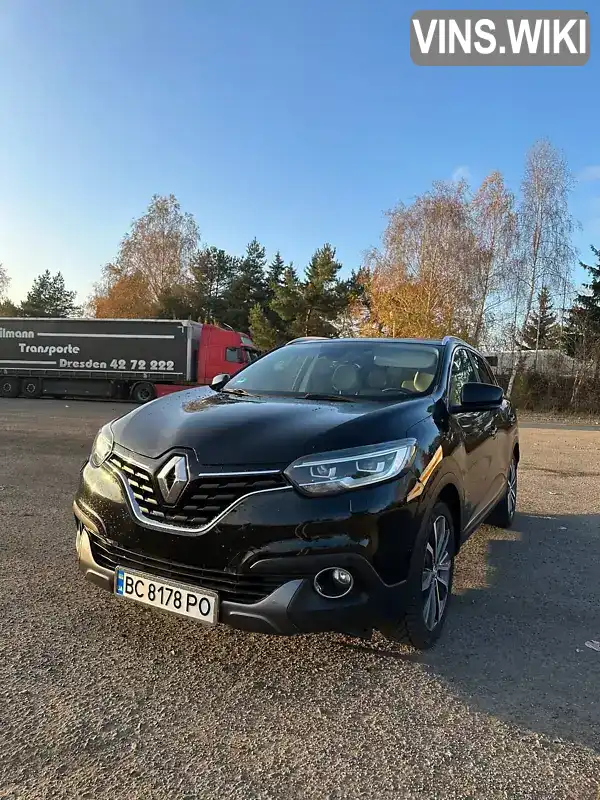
286,336,330,345
442,335,471,347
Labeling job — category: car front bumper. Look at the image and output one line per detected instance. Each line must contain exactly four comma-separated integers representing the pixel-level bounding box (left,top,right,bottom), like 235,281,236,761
74,503,408,638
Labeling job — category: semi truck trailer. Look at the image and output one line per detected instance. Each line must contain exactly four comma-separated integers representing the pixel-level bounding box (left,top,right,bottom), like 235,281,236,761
0,318,258,403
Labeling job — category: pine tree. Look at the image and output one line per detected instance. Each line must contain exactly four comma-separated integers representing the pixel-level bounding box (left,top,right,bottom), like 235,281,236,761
522,287,560,350
221,238,268,331
19,270,79,317
270,265,305,338
249,304,279,351
269,245,352,339
190,247,239,323
300,244,349,337
266,252,285,293
564,245,600,360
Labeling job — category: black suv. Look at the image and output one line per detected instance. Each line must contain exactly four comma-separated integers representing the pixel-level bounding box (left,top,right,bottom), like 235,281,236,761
74,336,519,650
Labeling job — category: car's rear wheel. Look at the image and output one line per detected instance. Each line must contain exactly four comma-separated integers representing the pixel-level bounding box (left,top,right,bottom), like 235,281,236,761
487,456,517,528
380,501,455,650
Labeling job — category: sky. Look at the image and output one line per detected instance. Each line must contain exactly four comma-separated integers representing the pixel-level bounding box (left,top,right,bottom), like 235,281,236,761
0,0,598,305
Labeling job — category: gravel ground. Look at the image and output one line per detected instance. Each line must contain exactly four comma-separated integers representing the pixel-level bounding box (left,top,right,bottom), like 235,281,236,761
0,399,599,800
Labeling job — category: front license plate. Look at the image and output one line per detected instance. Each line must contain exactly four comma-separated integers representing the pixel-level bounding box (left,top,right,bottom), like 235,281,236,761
114,567,218,625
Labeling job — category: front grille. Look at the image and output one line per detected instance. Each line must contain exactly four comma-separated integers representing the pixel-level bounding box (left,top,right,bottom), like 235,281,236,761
108,453,288,529
89,531,298,604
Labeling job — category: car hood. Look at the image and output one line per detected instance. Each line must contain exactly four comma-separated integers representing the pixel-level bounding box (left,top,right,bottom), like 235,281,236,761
111,388,433,465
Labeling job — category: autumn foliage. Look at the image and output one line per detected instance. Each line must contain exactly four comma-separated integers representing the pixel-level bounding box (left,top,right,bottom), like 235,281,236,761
90,267,158,319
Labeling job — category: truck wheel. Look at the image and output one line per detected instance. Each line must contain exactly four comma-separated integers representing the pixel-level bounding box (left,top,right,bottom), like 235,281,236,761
131,382,156,404
0,377,20,398
21,378,42,398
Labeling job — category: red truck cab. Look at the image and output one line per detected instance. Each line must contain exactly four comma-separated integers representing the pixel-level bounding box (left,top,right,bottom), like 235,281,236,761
195,325,258,384
156,324,258,398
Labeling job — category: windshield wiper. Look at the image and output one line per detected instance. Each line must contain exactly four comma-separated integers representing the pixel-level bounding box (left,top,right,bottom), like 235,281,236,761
222,388,255,397
302,393,355,403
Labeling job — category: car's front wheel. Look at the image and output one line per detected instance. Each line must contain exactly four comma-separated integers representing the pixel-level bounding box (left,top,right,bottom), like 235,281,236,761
380,501,455,650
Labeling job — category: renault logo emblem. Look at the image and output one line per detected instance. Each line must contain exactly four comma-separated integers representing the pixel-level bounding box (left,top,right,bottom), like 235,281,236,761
156,455,189,504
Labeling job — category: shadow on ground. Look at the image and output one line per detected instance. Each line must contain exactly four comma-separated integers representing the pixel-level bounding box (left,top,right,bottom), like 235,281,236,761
348,511,600,751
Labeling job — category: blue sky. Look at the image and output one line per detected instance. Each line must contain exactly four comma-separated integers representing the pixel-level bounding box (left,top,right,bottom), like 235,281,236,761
0,0,598,304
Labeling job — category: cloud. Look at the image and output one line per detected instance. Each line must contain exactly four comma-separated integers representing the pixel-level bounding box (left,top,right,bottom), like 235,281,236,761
451,165,471,183
577,166,600,182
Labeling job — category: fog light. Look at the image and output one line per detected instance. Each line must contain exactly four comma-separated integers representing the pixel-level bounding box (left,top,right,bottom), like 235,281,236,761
332,568,352,586
313,567,354,599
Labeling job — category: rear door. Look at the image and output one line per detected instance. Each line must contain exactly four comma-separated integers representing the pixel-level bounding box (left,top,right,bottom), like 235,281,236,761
470,350,509,503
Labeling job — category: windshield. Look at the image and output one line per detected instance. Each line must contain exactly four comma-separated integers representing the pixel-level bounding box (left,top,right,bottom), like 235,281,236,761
224,340,441,399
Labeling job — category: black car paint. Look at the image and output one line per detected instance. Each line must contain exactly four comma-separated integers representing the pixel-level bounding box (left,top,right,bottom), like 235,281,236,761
74,337,519,639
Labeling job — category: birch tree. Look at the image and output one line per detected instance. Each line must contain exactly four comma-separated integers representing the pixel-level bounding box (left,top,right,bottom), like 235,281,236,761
469,172,516,346
0,263,9,300
115,194,200,304
362,180,484,340
506,140,576,397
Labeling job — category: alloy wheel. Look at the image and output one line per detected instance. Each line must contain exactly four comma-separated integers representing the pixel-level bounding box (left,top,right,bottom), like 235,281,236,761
507,460,517,518
422,515,452,631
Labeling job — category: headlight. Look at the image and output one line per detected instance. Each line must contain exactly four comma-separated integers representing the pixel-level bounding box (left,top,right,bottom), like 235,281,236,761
284,439,416,496
90,424,114,468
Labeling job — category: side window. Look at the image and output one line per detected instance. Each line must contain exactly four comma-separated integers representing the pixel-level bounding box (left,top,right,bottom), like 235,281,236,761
449,348,479,407
472,353,496,385
225,347,242,363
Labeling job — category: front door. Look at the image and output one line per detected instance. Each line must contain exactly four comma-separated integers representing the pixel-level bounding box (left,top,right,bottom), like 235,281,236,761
447,348,495,525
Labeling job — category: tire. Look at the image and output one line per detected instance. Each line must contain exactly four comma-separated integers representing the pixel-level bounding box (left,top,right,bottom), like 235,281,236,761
486,455,517,529
130,381,156,404
0,377,20,398
21,377,42,398
380,501,455,650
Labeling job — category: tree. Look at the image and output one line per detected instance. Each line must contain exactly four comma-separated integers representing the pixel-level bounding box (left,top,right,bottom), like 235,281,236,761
113,194,200,304
220,238,268,331
564,246,600,401
0,263,9,301
249,303,279,351
506,139,576,397
300,244,350,336
269,245,352,339
361,180,484,340
333,268,369,337
266,252,285,293
88,194,200,318
0,263,17,316
522,287,560,351
192,247,239,323
470,172,517,345
90,266,158,318
19,270,79,317
0,299,18,316
157,246,239,322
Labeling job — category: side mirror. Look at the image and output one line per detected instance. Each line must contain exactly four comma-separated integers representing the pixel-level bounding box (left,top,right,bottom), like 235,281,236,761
210,373,231,392
457,382,503,411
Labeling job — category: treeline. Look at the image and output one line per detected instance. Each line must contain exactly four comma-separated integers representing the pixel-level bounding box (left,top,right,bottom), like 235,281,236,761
0,268,78,318
4,137,600,412
86,195,361,349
